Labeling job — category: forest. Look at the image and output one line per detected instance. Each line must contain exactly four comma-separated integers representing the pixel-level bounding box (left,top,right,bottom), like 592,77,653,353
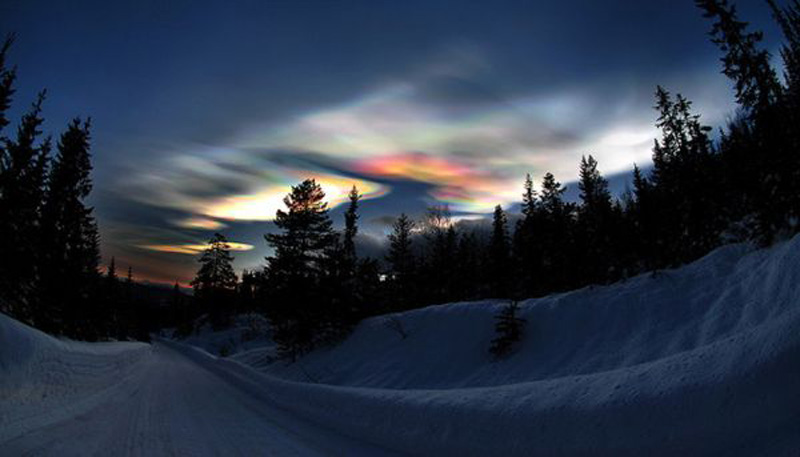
1,0,799,359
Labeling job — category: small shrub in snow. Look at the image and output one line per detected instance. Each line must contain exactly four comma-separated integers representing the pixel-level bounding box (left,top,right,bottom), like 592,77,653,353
383,314,408,339
489,300,526,359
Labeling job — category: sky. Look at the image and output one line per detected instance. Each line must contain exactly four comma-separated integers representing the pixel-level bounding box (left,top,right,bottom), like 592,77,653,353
0,0,786,285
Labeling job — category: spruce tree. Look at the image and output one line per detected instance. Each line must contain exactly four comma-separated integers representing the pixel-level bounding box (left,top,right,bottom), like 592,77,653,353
489,300,526,359
0,92,51,321
767,0,800,235
697,0,794,241
539,173,574,291
386,213,416,310
576,155,614,284
342,185,360,276
39,118,101,336
697,0,782,115
488,205,510,298
453,231,481,301
0,35,16,134
650,88,721,264
101,257,119,340
512,173,540,297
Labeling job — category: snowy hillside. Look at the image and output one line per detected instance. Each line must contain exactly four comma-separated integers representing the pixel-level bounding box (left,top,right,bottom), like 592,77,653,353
0,315,150,443
240,236,800,390
1,234,799,456
231,234,800,455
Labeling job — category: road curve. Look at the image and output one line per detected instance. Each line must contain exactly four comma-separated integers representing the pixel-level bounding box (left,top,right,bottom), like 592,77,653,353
2,342,398,457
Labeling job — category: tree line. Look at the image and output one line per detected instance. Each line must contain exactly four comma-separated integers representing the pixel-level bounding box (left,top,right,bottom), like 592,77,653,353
0,35,158,341
2,0,799,351
189,0,800,359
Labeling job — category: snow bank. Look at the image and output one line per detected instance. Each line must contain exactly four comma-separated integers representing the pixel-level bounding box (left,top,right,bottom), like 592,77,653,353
3,233,798,455
0,314,149,441
221,235,800,455
176,313,272,357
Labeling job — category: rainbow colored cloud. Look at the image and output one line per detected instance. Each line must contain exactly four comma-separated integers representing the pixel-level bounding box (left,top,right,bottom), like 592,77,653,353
140,241,255,255
201,169,389,222
353,152,519,212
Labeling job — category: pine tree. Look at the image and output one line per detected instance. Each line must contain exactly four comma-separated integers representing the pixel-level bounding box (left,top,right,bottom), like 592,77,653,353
107,257,117,280
767,0,800,235
520,173,537,226
697,0,794,241
266,179,335,283
512,173,541,297
0,35,18,314
576,155,614,284
191,233,238,329
419,205,457,303
342,185,360,275
238,269,260,313
628,164,657,271
768,0,800,99
652,89,717,263
336,185,373,323
39,118,101,336
0,35,16,134
0,92,50,321
539,173,574,291
386,213,416,310
264,179,337,358
489,300,526,359
488,205,510,298
453,231,482,301
697,0,783,115
173,281,193,337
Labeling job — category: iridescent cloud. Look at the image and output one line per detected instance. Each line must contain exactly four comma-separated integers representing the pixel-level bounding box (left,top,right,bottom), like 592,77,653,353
353,152,519,212
202,169,388,222
174,217,228,230
233,76,663,213
124,149,389,225
139,242,255,255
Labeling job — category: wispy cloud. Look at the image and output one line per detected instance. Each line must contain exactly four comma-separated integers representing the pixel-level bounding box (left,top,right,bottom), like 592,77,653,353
121,148,389,224
140,242,255,255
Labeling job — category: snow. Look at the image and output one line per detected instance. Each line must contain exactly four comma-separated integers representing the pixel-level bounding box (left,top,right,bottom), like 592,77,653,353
0,315,397,456
174,313,273,357
2,234,800,455
0,314,150,444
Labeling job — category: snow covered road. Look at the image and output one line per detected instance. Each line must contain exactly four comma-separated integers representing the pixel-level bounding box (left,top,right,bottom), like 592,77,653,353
1,341,396,457
4,235,800,456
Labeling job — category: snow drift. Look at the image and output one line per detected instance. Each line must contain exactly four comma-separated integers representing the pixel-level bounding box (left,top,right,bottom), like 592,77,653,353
0,314,149,442
227,235,800,455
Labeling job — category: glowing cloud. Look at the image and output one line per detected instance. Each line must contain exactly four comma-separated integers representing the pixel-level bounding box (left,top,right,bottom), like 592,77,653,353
123,145,390,225
201,170,389,222
140,242,255,255
354,152,519,212
231,80,663,213
174,217,228,230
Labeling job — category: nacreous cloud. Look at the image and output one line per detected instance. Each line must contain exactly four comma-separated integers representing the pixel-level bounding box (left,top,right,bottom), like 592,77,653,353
122,147,389,225
120,49,729,236
233,73,665,211
140,242,255,255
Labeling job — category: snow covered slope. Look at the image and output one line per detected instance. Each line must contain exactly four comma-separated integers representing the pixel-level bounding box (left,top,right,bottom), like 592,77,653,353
2,234,799,456
229,235,800,455
176,313,273,357
0,315,396,456
0,314,150,442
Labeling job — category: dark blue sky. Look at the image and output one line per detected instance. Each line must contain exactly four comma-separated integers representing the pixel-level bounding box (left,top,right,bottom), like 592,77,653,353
0,0,785,283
